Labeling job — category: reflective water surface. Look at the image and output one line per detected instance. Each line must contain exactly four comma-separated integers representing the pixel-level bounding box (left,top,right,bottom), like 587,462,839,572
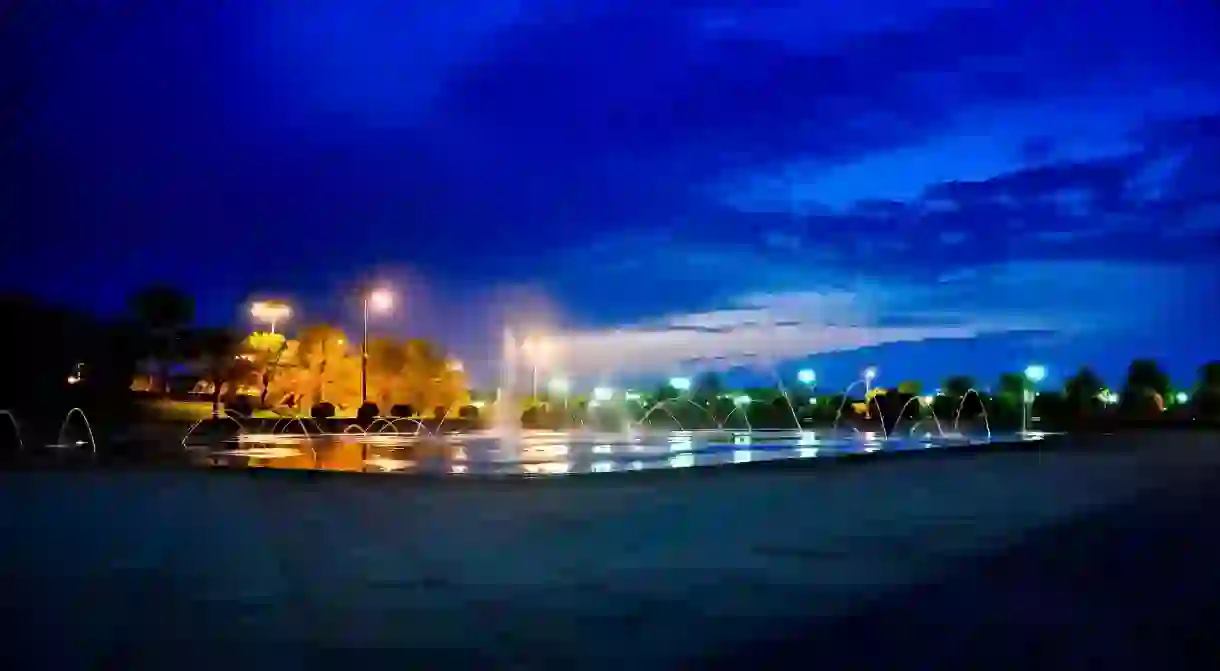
188,428,1049,476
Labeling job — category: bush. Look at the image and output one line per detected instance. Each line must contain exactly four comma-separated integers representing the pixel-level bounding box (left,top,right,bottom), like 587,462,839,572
310,402,336,419
225,395,255,418
389,404,414,418
433,405,448,420
458,405,479,420
356,402,379,425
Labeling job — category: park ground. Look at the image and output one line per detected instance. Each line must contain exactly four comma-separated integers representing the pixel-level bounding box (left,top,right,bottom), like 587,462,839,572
2,432,1219,668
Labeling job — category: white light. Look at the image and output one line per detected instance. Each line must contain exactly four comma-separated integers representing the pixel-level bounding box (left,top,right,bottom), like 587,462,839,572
1024,364,1046,383
797,369,816,384
734,395,751,406
1175,392,1188,404
250,301,292,323
471,400,486,409
593,387,614,401
368,289,394,313
66,376,80,384
920,395,933,406
624,391,641,402
548,377,570,394
669,377,691,392
864,367,877,380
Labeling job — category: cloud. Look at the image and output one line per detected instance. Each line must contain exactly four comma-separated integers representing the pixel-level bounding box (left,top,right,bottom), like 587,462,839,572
521,248,1204,376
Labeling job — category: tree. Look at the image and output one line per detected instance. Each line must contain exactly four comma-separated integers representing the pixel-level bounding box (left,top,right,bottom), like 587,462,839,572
943,375,975,398
897,380,922,396
366,337,409,411
128,285,195,393
997,373,1025,400
241,332,289,408
294,325,357,409
1200,361,1220,389
692,372,723,402
1122,359,1169,417
186,328,243,418
1064,367,1105,415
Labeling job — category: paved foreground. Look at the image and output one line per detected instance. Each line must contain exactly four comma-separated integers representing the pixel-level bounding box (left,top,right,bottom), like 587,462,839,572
2,434,1220,668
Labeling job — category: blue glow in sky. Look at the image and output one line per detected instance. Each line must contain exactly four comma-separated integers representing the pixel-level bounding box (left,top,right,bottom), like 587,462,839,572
3,0,1218,388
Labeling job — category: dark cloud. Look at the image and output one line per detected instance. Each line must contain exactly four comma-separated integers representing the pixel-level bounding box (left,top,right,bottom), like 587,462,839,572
435,4,1025,166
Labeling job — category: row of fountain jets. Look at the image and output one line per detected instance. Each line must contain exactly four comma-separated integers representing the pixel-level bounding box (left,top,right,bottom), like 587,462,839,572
0,375,998,456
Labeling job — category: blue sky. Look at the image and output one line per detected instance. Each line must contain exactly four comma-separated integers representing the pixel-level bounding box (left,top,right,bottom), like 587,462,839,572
2,0,1218,390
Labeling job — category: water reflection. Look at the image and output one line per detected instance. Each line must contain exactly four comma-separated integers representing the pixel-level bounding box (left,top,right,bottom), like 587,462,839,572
190,428,1042,477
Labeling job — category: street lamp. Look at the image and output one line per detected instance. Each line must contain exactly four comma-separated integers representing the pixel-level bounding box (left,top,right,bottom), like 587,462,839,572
549,377,570,410
863,367,877,418
669,377,692,393
522,337,554,401
797,369,816,385
1022,364,1046,434
593,387,614,402
250,301,292,334
362,288,394,404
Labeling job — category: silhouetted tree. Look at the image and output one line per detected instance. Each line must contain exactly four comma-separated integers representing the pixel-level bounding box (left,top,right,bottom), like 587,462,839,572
1064,366,1105,416
1200,361,1220,389
692,372,723,402
128,285,195,393
187,327,243,418
897,380,922,396
1121,359,1169,417
943,375,975,398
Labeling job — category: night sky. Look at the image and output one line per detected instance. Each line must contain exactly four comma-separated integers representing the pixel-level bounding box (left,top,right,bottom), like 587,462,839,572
3,1,1218,390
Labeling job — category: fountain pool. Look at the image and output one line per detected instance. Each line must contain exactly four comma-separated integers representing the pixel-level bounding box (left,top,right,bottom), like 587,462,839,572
190,427,1050,476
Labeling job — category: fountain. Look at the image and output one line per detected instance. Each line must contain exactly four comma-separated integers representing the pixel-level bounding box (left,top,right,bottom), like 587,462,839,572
0,409,25,451
634,398,722,431
55,407,97,456
494,326,523,459
952,389,993,441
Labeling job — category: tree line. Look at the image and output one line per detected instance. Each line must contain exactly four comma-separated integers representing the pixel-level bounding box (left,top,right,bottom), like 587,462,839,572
128,286,469,418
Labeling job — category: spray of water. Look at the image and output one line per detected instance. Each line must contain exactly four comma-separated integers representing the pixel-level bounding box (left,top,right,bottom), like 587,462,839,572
0,409,25,451
56,408,97,456
952,389,993,441
891,397,945,437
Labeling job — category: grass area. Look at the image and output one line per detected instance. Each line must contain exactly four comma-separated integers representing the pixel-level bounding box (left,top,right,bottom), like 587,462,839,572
141,399,336,421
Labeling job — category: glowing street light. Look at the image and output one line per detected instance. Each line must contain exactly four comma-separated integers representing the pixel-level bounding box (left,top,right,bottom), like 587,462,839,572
361,287,395,404
250,301,292,334
1175,391,1189,405
1024,365,1047,384
797,369,816,385
734,395,752,406
669,377,692,392
593,387,614,402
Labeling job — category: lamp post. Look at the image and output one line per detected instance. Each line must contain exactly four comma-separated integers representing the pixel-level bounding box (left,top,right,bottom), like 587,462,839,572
863,367,877,418
362,288,394,404
1023,364,1046,435
523,337,553,401
250,301,292,334
549,377,570,410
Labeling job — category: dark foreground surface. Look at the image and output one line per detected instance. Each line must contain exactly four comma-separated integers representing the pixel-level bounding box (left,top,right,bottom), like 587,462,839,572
2,432,1220,668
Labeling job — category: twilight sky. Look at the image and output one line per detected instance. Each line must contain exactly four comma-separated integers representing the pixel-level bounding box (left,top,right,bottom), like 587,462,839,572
3,0,1218,389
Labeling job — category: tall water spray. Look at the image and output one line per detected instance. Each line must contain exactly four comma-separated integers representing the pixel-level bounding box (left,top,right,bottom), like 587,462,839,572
494,326,522,458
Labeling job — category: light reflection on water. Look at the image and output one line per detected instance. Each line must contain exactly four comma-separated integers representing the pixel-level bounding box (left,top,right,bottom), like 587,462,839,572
192,428,1044,477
